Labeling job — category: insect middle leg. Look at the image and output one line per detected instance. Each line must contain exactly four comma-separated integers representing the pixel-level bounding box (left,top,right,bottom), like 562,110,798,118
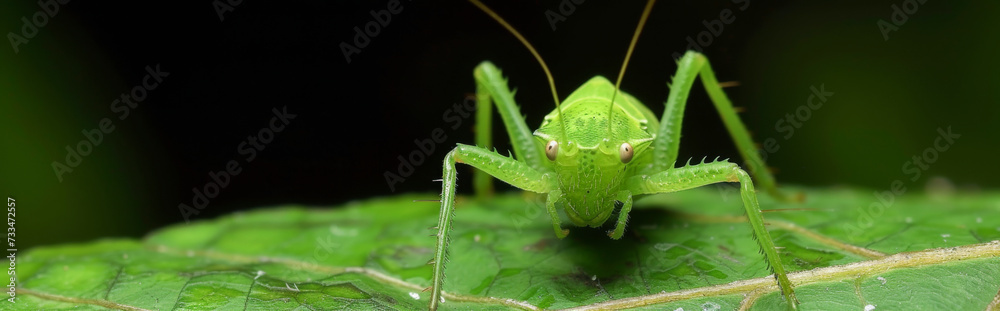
651,51,800,202
625,161,799,306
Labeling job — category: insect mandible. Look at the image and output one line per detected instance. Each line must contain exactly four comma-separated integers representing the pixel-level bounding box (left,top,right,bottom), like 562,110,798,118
429,0,802,309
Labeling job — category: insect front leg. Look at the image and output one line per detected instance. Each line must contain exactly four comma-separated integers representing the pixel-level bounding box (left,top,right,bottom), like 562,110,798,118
545,190,569,239
471,61,548,198
652,51,800,202
625,161,799,308
608,190,633,240
430,144,555,310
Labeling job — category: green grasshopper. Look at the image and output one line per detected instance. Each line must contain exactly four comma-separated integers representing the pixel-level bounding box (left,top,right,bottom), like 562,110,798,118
429,0,801,309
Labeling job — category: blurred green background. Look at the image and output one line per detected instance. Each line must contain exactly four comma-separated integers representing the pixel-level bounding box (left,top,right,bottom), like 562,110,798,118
1,1,998,251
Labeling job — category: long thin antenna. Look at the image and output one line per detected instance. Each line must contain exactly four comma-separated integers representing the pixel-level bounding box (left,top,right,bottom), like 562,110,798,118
608,0,657,134
468,0,567,139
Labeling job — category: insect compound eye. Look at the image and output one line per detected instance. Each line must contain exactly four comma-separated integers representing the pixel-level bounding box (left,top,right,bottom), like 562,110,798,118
545,140,559,161
619,142,634,163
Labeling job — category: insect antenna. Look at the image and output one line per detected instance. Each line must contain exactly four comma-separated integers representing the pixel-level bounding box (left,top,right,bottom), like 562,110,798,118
608,0,657,134
469,0,568,140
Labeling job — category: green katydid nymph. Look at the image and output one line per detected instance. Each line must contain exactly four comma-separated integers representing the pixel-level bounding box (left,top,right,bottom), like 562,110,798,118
429,0,803,309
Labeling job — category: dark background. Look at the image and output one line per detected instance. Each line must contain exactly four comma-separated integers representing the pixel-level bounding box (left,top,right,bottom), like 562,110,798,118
2,1,998,251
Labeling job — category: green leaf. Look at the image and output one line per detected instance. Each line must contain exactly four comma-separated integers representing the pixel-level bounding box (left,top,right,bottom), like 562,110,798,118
14,187,1000,310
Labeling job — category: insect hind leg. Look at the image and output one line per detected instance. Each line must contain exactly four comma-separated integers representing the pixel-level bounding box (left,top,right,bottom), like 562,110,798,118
652,51,801,202
471,62,548,197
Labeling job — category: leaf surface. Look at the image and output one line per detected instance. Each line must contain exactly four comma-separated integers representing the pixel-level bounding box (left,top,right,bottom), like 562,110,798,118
14,187,1000,310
